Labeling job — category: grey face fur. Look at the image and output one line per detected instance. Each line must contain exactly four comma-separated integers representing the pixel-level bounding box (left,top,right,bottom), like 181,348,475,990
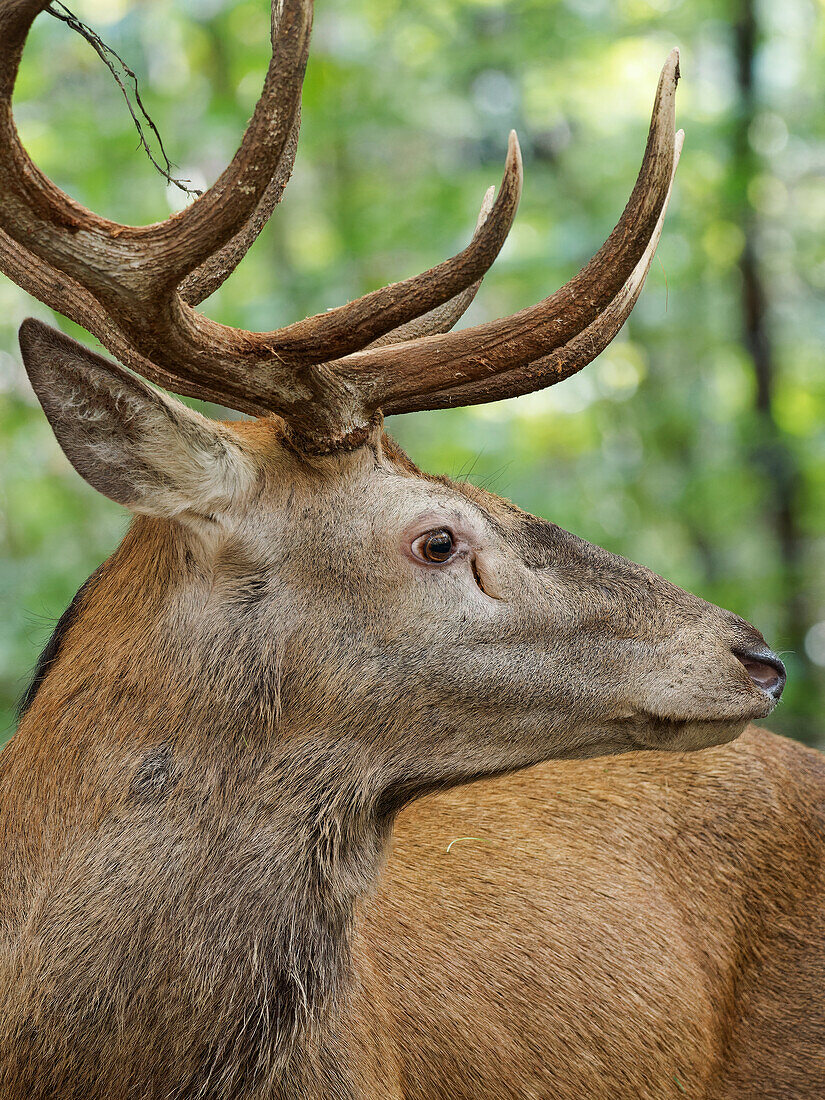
210,436,778,787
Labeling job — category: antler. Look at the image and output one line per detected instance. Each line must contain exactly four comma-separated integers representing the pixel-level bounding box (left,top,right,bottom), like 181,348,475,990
0,0,681,452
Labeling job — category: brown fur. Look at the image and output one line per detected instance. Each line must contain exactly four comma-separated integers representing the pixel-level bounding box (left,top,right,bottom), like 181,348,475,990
356,728,825,1099
0,380,820,1098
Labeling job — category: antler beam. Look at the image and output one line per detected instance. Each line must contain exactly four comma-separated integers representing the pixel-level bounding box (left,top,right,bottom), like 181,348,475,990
0,0,681,451
0,0,523,436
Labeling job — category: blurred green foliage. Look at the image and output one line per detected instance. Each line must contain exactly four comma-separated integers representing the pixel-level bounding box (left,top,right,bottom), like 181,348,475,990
1,0,823,745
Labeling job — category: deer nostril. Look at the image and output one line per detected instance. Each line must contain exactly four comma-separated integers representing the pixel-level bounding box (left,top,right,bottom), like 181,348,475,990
733,648,786,700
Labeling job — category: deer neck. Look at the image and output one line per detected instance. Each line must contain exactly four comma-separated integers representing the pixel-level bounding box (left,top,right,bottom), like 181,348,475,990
14,726,390,1080
6,538,396,1093
13,700,394,1096
240,738,391,1024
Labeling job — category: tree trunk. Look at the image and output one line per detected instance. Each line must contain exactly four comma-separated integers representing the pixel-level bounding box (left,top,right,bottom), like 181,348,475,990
732,0,809,734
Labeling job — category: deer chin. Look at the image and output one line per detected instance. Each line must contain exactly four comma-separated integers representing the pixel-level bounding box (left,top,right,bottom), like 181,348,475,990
618,695,782,751
626,715,751,753
549,714,747,763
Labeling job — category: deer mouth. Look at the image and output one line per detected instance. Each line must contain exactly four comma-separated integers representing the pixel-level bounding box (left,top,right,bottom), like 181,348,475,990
618,641,785,752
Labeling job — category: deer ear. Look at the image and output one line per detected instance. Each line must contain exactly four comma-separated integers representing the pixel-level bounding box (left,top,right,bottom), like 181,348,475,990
18,319,255,518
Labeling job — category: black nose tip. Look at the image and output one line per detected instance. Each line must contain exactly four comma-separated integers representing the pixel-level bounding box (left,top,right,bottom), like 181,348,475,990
734,648,786,700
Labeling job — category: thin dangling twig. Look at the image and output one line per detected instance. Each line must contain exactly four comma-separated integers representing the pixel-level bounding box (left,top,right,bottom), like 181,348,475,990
46,1,203,199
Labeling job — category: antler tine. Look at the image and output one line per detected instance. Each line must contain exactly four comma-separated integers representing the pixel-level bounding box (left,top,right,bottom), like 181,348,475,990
146,139,521,423
0,0,305,412
147,0,313,292
0,0,311,299
0,0,302,376
334,50,681,414
364,186,498,349
251,132,523,364
179,113,302,308
386,130,684,414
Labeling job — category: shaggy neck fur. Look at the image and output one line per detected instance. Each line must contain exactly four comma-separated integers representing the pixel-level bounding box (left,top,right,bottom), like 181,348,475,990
2,524,396,1099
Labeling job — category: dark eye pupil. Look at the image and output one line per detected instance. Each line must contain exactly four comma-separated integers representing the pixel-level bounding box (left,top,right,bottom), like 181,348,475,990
424,530,453,562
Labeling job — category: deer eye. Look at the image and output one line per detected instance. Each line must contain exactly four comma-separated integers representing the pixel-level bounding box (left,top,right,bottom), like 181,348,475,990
413,529,456,564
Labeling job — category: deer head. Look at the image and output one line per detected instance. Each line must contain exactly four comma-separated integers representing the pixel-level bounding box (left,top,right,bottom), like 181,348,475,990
2,0,784,802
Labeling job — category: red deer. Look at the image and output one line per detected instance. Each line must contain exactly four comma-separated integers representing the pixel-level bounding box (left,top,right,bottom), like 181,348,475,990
0,2,823,1097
